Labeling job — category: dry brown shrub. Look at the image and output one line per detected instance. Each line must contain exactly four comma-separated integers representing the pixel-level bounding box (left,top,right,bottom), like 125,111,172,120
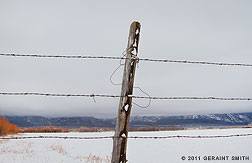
0,115,19,136
86,154,111,163
129,126,185,132
50,144,67,155
79,126,113,132
19,126,70,133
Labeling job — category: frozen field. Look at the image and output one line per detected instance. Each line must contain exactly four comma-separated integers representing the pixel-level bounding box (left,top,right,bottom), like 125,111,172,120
0,128,252,163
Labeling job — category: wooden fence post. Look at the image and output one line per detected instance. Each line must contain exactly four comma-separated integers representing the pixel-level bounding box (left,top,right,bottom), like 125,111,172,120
111,21,141,163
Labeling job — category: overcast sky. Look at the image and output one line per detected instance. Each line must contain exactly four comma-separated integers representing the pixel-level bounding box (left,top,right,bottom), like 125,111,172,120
0,0,252,118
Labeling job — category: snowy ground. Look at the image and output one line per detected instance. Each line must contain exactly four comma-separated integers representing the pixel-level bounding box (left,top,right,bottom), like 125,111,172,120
0,128,252,163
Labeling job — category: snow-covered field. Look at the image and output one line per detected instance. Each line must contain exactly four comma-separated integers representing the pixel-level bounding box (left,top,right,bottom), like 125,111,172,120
0,128,252,163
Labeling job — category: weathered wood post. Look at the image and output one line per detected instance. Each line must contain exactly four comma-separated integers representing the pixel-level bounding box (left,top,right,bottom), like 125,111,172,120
111,21,141,163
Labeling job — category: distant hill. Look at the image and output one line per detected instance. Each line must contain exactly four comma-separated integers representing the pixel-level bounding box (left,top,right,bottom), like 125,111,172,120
129,112,252,127
3,116,112,128
4,112,252,128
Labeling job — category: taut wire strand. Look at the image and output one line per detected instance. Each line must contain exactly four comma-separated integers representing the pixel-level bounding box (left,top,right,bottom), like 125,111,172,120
1,133,252,140
1,53,252,67
1,92,252,101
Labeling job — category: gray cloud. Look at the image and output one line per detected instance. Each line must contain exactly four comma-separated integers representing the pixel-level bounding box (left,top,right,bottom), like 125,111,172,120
0,0,252,117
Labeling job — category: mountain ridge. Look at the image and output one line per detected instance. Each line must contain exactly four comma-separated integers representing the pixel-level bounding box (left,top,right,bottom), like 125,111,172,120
3,112,252,128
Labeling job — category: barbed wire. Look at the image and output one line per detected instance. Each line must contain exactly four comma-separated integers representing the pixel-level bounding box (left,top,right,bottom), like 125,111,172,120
1,133,252,140
1,92,252,101
0,92,121,98
0,136,113,140
1,53,252,67
138,58,252,67
130,96,252,101
0,53,123,60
